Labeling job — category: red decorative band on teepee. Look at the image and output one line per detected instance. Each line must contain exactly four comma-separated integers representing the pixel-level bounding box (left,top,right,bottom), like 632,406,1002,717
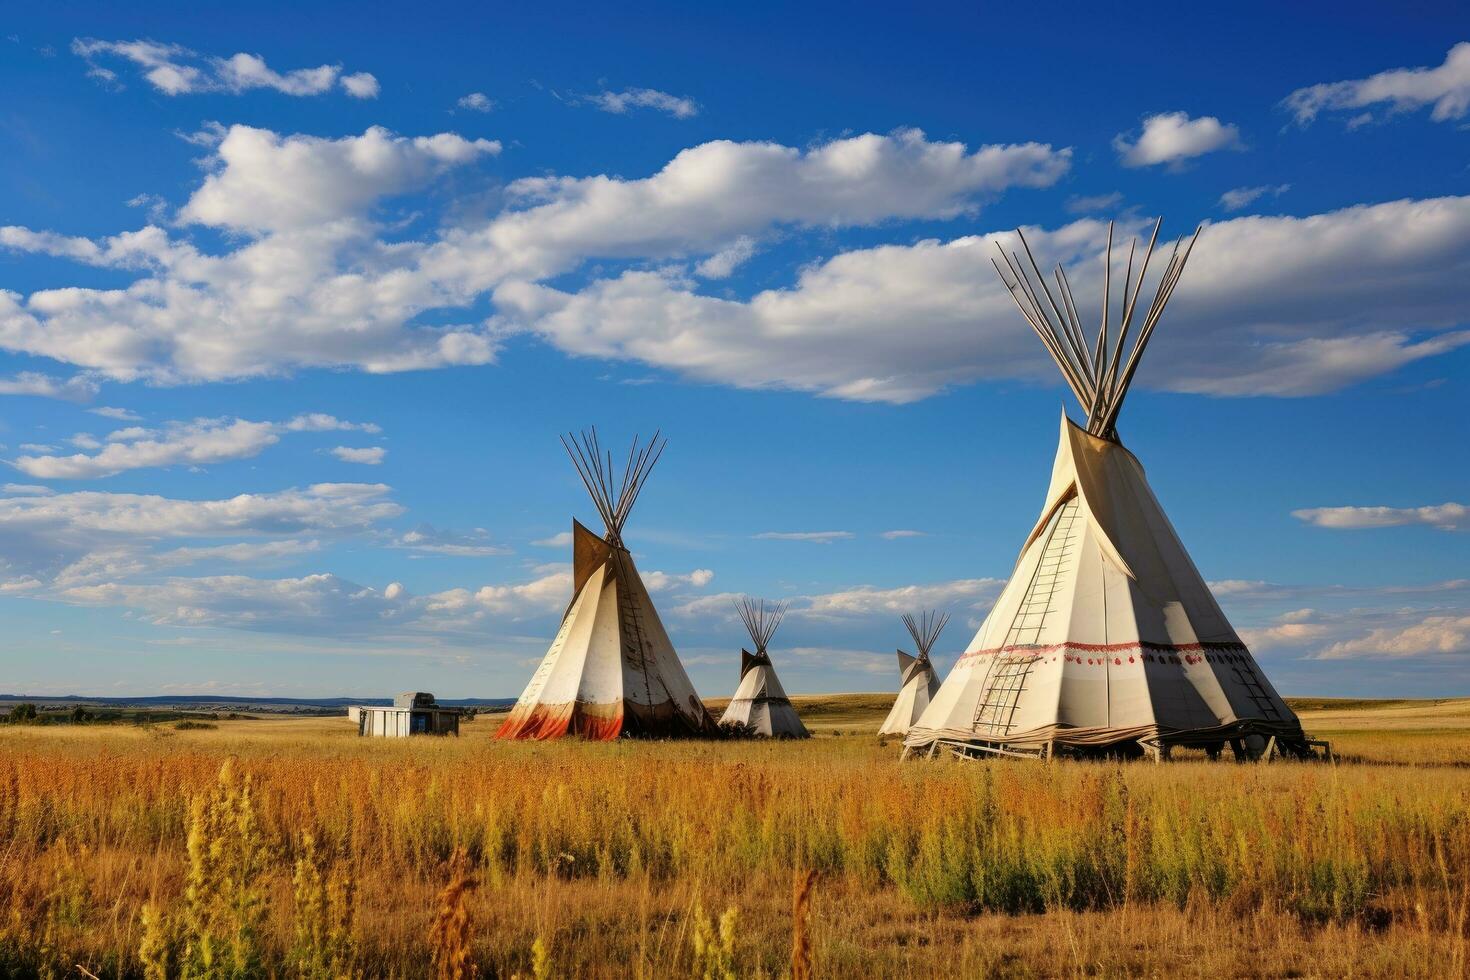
955,639,1250,668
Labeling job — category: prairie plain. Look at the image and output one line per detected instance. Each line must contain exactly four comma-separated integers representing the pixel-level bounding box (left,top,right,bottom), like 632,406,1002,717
1,695,1468,978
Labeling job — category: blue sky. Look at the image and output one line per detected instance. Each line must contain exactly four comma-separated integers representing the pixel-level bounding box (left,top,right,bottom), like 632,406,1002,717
1,1,1467,700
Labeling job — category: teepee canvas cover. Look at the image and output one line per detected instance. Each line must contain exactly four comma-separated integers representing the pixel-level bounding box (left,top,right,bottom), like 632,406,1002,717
905,220,1310,760
878,611,946,736
720,598,809,738
497,430,717,740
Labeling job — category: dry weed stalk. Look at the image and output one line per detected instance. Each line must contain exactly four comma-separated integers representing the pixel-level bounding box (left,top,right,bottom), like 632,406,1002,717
429,848,479,980
792,868,817,980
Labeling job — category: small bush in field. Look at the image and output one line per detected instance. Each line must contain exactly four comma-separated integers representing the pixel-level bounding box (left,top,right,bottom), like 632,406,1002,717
291,832,356,979
178,758,268,978
690,902,739,980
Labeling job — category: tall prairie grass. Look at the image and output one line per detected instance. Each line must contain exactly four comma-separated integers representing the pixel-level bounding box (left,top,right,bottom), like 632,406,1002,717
0,714,1467,976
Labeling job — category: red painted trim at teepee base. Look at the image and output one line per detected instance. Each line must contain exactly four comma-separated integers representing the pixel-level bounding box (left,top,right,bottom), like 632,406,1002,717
495,701,625,741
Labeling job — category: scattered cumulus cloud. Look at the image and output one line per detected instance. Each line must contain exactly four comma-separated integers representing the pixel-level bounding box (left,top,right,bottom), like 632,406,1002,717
1114,111,1242,168
0,481,401,594
880,529,927,539
1210,577,1470,602
582,87,699,119
457,92,494,112
695,236,758,279
394,525,509,557
72,38,379,98
330,446,386,465
1292,502,1467,531
0,372,99,402
1218,183,1290,212
12,413,378,479
499,198,1470,403
89,406,141,421
339,71,379,99
642,568,715,591
178,125,500,234
533,530,574,548
7,123,1470,403
1283,42,1470,126
0,126,1063,386
1317,615,1470,660
0,481,399,538
798,578,1001,619
1064,192,1123,214
59,569,570,635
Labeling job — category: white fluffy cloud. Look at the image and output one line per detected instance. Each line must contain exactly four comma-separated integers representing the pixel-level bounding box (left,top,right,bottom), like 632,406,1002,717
13,414,379,479
499,196,1470,402
180,125,500,233
1114,111,1242,168
0,477,583,640
1318,615,1470,659
642,568,715,591
583,87,699,118
0,125,502,382
0,126,1062,386
1284,42,1470,126
52,538,322,589
457,91,493,112
7,120,1470,405
0,482,399,538
0,481,402,592
72,38,378,98
478,129,1068,277
1292,502,1467,531
62,573,398,633
339,72,379,99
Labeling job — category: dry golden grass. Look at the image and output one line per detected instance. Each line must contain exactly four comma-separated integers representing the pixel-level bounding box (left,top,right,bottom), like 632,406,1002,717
0,699,1467,977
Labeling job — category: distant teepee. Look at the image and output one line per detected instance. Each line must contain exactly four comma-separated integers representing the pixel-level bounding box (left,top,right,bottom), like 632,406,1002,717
719,597,809,738
878,610,946,736
497,429,717,740
906,219,1317,761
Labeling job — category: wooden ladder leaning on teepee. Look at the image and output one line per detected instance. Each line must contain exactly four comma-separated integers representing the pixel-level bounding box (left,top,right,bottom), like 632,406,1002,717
971,496,1082,738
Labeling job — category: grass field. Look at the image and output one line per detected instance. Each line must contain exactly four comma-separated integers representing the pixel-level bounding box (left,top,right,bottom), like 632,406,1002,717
1,695,1468,978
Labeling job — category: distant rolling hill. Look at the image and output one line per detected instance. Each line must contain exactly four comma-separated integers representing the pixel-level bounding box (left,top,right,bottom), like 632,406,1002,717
0,693,516,713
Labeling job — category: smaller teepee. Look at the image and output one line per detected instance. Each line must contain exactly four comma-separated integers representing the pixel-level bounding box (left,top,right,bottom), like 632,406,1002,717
879,610,947,736
719,598,809,738
496,429,717,740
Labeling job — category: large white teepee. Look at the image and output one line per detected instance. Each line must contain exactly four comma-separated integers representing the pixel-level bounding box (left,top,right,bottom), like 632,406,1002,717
878,611,946,736
905,220,1316,761
498,430,717,740
719,598,809,738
